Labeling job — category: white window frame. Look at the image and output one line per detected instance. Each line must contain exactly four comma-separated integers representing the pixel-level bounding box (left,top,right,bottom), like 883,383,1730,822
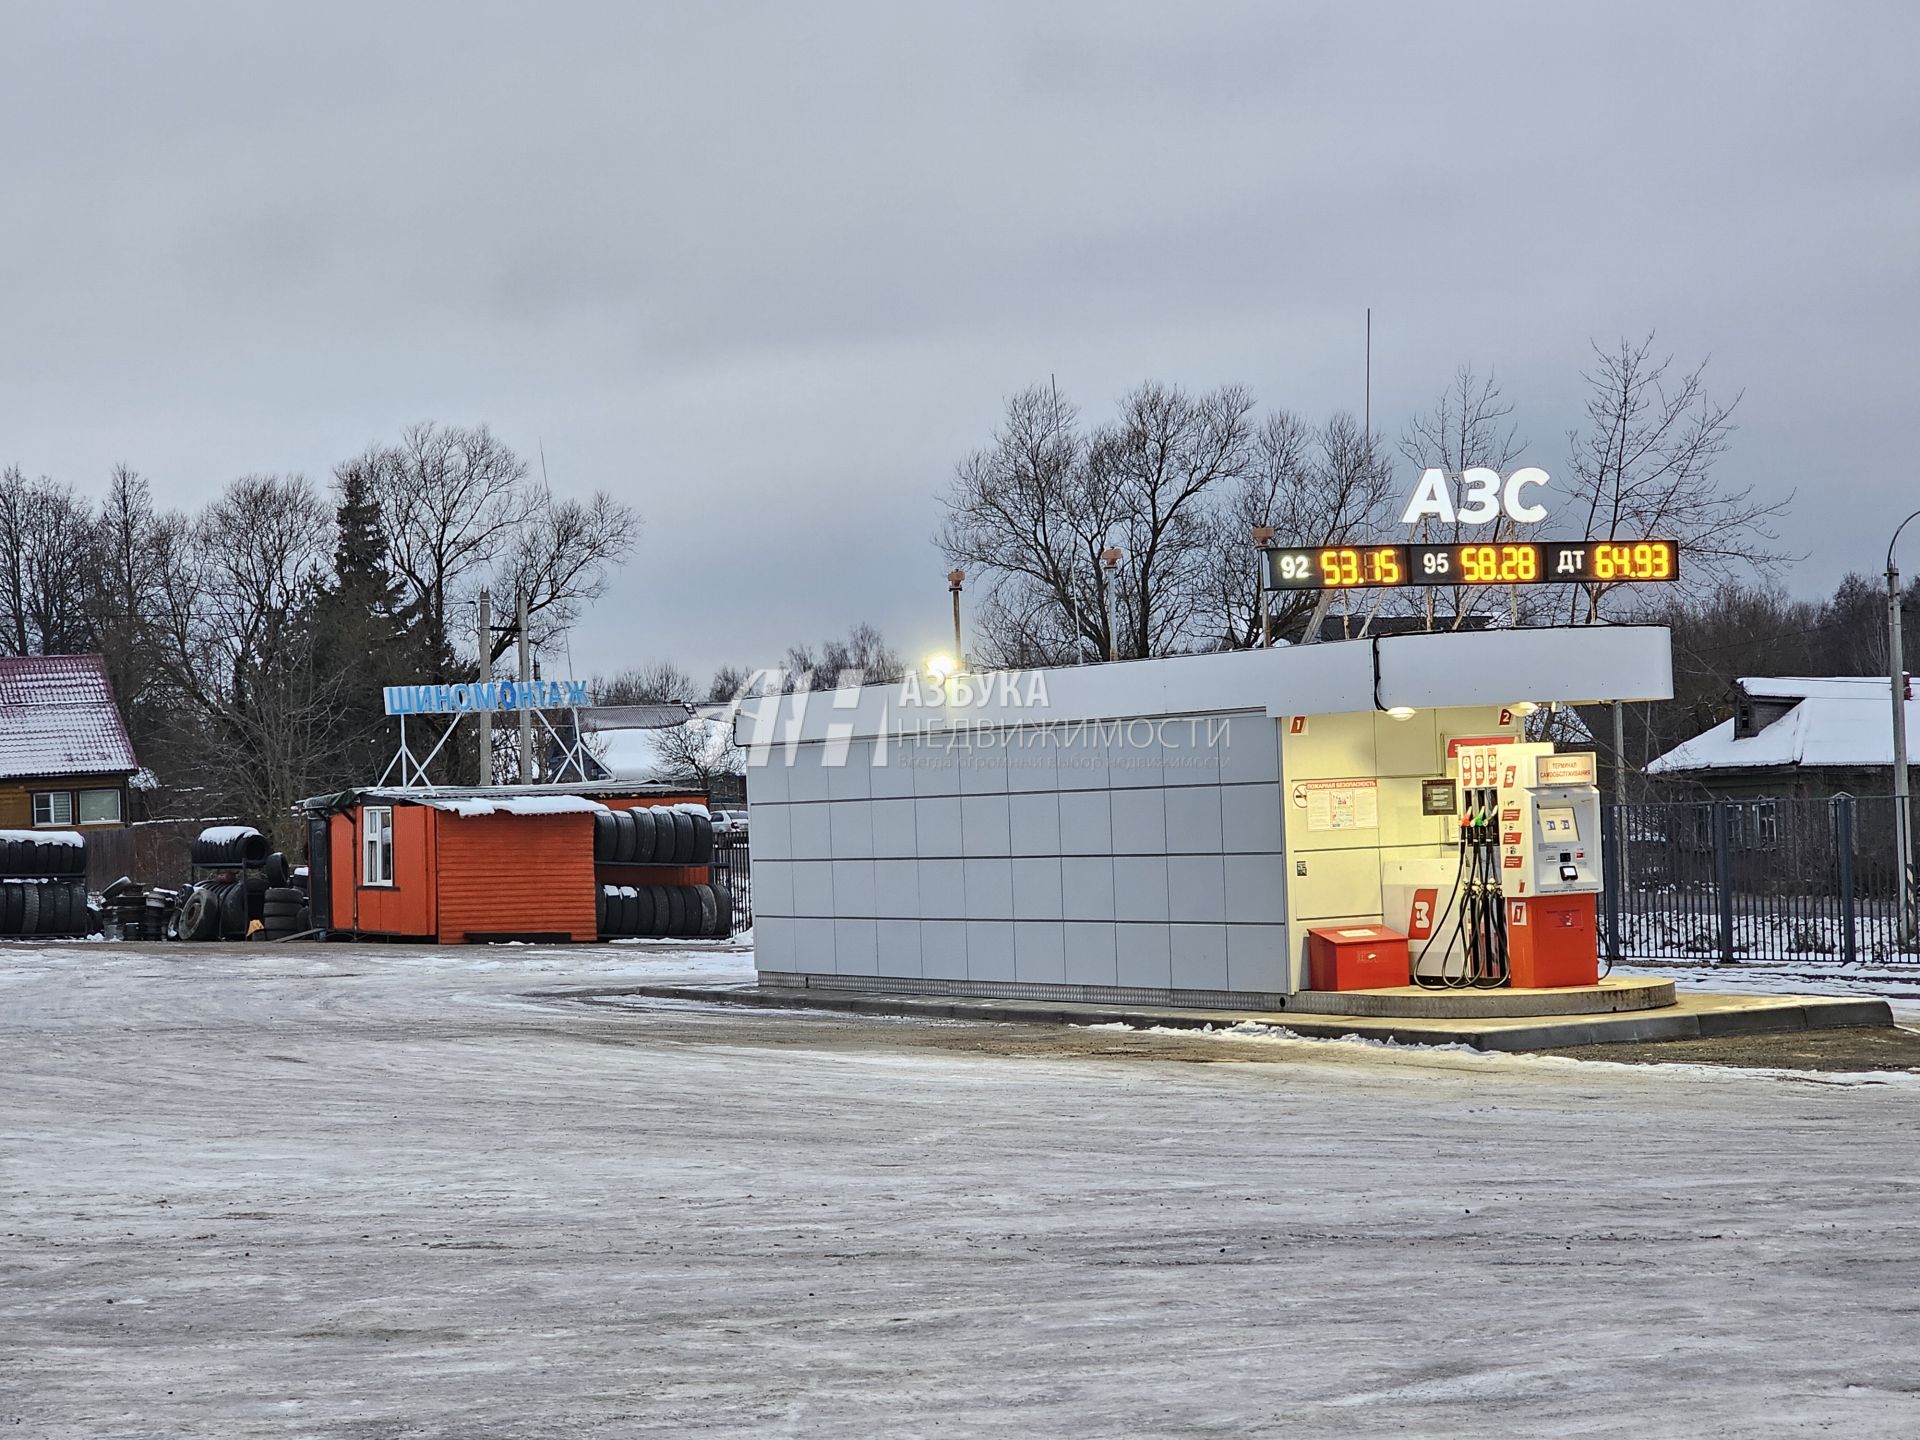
362,806,395,887
77,788,123,825
32,791,73,827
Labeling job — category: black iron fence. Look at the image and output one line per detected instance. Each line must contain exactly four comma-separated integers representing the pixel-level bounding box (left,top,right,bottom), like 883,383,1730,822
712,833,751,933
1601,795,1920,963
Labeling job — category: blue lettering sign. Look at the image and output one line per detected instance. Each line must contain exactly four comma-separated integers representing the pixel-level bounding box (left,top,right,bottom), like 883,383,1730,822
381,678,595,716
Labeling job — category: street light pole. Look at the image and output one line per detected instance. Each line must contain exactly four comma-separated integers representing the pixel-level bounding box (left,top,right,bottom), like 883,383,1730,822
1251,526,1274,648
1100,547,1123,661
947,569,965,669
1888,509,1920,946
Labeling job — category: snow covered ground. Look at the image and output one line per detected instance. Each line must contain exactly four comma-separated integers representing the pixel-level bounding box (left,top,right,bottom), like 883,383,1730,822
1616,955,1920,1023
4,938,1919,1437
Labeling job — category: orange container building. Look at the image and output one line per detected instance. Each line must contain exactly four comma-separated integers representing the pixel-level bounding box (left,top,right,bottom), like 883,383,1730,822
300,783,705,943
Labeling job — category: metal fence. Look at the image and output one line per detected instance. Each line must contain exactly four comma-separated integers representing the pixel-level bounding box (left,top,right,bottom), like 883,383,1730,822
711,833,751,933
1601,795,1920,963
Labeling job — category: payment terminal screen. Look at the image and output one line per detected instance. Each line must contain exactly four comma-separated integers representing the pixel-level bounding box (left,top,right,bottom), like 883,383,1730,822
1537,806,1578,841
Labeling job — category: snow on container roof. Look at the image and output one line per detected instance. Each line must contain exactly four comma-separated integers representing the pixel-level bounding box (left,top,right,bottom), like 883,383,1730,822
0,654,139,781
1648,676,1920,774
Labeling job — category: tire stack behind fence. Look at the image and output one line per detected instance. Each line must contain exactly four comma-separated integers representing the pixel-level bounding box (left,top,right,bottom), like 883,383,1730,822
175,826,310,942
592,803,734,939
0,830,96,938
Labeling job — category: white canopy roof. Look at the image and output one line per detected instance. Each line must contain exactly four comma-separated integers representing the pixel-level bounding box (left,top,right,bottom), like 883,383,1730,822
738,625,1673,746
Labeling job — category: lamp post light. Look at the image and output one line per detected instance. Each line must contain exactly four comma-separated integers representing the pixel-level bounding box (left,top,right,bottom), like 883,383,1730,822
1888,509,1920,946
946,568,965,671
1251,525,1275,648
1100,547,1124,661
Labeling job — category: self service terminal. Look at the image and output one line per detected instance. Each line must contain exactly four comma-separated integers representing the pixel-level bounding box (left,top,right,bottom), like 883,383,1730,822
1383,742,1604,989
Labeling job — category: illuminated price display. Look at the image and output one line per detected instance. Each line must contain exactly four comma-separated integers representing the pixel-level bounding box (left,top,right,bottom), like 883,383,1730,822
1263,540,1679,590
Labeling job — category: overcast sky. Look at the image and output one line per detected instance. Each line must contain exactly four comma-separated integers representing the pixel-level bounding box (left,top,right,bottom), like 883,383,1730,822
3,1,1915,683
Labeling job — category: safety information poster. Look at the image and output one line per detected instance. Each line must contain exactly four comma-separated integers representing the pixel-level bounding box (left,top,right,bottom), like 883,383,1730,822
1293,778,1379,832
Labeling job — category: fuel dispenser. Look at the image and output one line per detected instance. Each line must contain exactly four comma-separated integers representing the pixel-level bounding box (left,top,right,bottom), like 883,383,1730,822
1384,742,1604,989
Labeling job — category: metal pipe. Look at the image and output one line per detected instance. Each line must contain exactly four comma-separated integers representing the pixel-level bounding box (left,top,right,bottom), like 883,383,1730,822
477,590,492,786
1889,510,1920,946
517,588,533,785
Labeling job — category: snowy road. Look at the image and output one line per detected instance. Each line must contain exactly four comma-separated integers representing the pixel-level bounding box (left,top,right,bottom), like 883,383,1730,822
4,941,1919,1438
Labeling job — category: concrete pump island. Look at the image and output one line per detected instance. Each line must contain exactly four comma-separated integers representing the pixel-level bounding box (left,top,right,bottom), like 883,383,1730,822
608,623,1891,1051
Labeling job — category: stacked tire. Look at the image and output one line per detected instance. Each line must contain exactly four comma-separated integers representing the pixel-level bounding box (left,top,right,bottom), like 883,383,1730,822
261,884,310,940
0,830,94,938
591,805,714,867
177,826,308,942
598,882,732,939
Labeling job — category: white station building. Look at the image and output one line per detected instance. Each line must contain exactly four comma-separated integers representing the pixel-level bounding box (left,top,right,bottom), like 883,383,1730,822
739,625,1673,1007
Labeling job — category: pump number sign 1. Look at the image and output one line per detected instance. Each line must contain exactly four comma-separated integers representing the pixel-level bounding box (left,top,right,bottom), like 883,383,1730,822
1263,540,1679,590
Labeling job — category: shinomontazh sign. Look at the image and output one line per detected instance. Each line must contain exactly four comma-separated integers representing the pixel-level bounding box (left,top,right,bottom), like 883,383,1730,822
383,679,591,715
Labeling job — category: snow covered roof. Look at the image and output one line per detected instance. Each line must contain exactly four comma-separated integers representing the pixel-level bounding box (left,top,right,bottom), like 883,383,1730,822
0,654,140,780
296,779,690,813
1648,676,1919,774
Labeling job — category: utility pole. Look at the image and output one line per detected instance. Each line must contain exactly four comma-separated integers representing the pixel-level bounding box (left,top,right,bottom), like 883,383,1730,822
1251,526,1274,648
516,588,533,785
1101,547,1123,661
1612,702,1628,809
1888,509,1920,945
947,569,965,669
476,590,492,786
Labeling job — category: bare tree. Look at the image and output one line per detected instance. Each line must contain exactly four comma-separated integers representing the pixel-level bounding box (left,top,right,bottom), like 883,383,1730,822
648,717,745,792
1203,410,1397,646
782,623,904,691
340,423,536,676
1565,335,1788,621
0,466,94,655
495,489,643,656
83,465,188,753
148,475,344,846
939,381,1255,664
594,661,695,704
1397,365,1530,628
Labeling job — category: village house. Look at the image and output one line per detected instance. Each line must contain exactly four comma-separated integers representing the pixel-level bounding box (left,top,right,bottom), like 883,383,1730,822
0,654,141,831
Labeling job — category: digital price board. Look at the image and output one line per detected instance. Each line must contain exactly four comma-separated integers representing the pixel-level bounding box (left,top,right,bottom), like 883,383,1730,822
1263,540,1678,591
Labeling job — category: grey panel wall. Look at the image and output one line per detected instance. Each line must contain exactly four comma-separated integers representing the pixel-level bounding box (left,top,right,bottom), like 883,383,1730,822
751,711,1290,997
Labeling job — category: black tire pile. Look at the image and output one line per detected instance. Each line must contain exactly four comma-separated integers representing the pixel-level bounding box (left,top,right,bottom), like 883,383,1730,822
0,832,94,938
177,828,310,942
597,882,732,938
591,807,731,938
592,807,714,867
100,878,178,940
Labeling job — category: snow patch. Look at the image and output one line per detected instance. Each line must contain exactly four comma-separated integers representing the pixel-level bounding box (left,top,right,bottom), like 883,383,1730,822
0,829,82,847
196,825,261,844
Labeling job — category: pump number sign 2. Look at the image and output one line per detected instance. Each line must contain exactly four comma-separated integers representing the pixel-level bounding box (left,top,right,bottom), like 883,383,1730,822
1263,540,1679,590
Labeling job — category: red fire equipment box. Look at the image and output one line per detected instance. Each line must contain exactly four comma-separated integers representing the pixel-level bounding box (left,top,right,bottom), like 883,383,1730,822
1306,924,1411,991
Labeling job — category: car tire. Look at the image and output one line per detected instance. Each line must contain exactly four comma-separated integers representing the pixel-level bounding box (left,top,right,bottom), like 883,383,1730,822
688,813,714,867
692,883,719,937
219,883,248,939
628,808,655,865
594,812,619,863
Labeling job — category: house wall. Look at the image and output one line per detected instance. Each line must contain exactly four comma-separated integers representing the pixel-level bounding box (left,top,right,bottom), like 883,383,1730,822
434,811,597,942
0,773,132,830
750,710,1296,1004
